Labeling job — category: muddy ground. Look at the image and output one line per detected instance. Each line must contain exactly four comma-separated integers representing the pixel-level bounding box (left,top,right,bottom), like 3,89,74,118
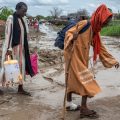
0,25,120,120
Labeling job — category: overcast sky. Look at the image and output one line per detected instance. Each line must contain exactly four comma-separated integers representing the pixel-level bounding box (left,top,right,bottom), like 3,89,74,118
0,0,120,16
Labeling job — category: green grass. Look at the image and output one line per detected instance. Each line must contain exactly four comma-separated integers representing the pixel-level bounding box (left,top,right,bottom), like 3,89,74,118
101,20,120,36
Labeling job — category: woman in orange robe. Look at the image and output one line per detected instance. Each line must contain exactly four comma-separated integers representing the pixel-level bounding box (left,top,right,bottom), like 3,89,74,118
64,4,119,118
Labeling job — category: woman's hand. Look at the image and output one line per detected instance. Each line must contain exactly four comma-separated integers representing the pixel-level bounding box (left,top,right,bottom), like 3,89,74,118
73,32,78,40
6,50,12,55
115,62,119,69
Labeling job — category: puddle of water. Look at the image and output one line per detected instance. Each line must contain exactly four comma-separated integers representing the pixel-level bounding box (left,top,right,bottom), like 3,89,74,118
29,24,60,51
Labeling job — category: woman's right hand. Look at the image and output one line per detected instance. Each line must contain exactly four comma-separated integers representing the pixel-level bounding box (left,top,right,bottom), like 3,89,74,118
73,32,78,40
6,50,12,55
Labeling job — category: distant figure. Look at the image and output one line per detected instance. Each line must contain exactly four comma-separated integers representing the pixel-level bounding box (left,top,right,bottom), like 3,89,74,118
67,17,76,24
34,19,39,32
1,2,35,95
64,4,119,118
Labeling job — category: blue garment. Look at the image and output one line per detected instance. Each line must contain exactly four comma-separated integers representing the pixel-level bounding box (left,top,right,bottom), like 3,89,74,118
54,21,76,49
54,21,90,50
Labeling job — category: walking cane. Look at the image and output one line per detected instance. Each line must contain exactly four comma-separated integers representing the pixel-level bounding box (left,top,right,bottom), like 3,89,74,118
62,43,75,120
62,22,91,119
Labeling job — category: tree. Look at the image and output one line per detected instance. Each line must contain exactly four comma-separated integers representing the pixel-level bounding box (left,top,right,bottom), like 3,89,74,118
77,9,89,16
0,7,14,20
76,9,89,19
0,7,3,10
117,10,120,20
50,7,62,19
68,9,89,20
36,15,45,21
45,16,53,20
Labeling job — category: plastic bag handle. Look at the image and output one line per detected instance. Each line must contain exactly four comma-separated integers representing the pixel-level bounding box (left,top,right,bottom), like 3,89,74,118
7,55,11,61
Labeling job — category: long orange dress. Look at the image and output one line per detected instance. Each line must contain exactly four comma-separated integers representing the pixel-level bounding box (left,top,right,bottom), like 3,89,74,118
64,20,118,97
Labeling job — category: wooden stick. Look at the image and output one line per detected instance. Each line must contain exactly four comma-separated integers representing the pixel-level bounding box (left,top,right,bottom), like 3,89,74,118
62,45,75,120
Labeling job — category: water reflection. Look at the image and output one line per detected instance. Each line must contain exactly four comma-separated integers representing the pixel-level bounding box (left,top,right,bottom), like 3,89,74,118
38,24,59,50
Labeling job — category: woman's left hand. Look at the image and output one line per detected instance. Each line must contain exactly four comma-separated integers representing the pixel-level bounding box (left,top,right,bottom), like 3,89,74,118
115,62,119,69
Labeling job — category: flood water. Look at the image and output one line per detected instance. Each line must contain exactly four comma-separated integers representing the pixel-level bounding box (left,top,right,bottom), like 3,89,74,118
31,24,59,50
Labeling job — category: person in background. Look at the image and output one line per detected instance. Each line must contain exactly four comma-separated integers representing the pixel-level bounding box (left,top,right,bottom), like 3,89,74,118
34,18,39,32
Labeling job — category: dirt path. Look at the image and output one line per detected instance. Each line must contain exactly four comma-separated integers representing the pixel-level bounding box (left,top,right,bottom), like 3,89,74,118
0,72,120,120
0,36,120,120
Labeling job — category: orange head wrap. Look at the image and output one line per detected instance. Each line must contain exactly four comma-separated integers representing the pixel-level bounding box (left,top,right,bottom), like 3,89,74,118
90,4,113,61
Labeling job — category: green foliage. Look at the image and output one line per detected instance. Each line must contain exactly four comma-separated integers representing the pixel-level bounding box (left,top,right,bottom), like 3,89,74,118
101,21,120,36
36,15,45,21
35,15,53,21
0,7,13,20
45,16,53,20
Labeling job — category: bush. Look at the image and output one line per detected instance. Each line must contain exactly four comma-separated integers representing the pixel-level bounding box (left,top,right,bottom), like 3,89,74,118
101,25,120,36
0,7,13,20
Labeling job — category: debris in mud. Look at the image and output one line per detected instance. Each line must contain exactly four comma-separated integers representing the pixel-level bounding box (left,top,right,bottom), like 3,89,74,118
38,49,63,68
42,67,65,87
0,96,12,105
43,76,53,82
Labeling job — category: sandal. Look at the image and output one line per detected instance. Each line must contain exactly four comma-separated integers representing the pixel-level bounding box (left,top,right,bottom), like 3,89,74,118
66,105,81,111
80,109,99,119
80,112,99,119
